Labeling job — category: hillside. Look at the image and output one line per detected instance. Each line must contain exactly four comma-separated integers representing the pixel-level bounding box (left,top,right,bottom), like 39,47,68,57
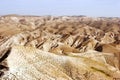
0,15,120,80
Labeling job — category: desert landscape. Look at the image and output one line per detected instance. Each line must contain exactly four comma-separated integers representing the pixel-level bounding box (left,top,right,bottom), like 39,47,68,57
0,15,120,80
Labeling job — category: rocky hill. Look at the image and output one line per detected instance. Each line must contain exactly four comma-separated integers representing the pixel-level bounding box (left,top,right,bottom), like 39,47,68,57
0,15,120,80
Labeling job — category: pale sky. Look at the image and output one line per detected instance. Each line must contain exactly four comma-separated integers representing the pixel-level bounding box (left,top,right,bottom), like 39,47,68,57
0,0,120,17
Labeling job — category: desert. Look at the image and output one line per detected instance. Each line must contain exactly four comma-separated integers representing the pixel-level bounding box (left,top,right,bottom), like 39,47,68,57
0,15,120,80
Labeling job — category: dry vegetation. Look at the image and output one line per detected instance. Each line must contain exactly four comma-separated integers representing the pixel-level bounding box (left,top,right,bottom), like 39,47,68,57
0,15,120,80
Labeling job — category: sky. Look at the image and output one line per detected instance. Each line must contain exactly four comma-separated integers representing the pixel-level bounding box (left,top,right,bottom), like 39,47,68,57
0,0,120,17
